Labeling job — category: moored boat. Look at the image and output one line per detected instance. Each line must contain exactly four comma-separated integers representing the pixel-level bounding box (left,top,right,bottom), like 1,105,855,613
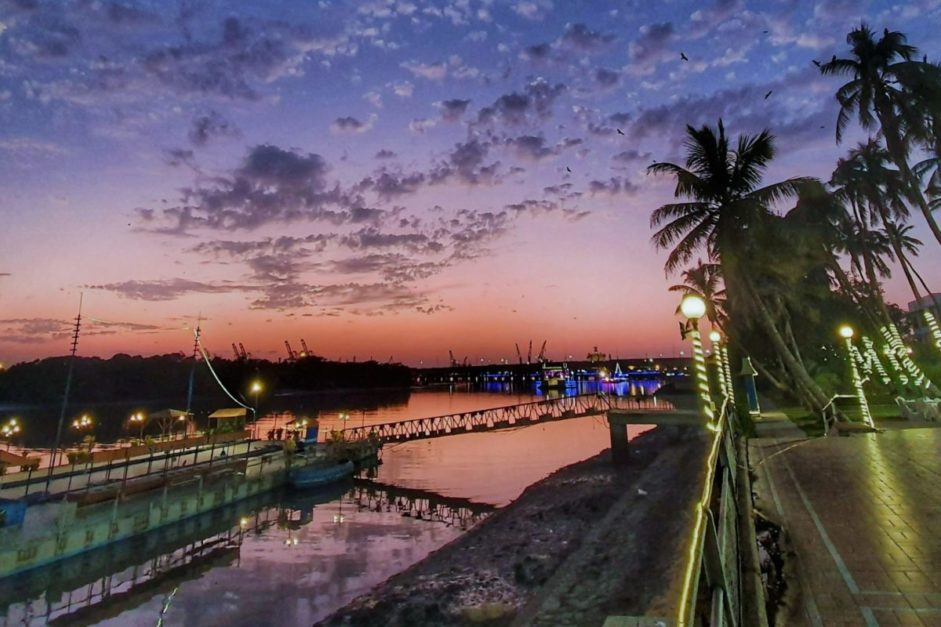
288,460,354,489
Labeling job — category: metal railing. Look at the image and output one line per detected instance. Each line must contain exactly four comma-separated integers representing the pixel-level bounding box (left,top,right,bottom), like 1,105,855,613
677,398,767,627
343,393,671,444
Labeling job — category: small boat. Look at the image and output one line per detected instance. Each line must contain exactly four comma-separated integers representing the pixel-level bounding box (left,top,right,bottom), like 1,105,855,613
288,460,354,489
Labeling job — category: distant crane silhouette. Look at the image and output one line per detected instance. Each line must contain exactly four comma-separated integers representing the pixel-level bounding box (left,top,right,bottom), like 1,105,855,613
537,340,547,363
515,343,524,365
284,340,297,361
300,338,311,358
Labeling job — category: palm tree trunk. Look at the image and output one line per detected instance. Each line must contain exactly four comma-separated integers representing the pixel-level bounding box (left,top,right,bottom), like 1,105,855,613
742,276,831,411
876,101,941,245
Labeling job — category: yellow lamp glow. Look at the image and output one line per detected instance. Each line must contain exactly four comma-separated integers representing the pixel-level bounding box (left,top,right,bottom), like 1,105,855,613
708,330,721,343
250,381,263,393
680,294,707,320
839,325,854,339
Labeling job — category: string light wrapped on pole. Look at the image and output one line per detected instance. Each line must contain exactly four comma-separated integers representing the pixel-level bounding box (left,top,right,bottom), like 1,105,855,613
839,325,874,428
680,294,716,427
708,330,728,400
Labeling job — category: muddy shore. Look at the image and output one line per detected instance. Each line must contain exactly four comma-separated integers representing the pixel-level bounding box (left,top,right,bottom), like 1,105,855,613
317,425,708,626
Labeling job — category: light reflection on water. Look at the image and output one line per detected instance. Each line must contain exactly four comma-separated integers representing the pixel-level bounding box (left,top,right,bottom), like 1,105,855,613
1,382,660,626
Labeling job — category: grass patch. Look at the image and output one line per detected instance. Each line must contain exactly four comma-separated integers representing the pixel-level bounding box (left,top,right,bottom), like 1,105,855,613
776,402,902,436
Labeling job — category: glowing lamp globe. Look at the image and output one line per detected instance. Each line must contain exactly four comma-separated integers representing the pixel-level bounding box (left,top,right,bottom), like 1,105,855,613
708,330,721,343
680,294,707,320
838,325,854,339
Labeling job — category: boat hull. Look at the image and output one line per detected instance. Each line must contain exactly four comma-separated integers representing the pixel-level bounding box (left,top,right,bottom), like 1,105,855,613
288,461,354,489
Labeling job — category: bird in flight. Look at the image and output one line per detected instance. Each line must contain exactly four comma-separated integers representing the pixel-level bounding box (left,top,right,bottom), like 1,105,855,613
764,90,773,100
812,59,821,68
680,52,688,61
566,166,572,173
617,128,625,135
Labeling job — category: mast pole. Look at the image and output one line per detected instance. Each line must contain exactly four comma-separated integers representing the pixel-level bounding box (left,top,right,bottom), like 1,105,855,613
46,293,83,491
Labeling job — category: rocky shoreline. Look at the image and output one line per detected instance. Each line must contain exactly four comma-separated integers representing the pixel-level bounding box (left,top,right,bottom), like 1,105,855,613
317,425,708,626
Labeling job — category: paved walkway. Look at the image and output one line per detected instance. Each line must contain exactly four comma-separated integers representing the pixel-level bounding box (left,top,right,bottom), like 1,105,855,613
750,413,941,627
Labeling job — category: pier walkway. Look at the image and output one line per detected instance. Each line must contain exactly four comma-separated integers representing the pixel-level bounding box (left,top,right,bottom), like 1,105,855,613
343,393,672,445
750,413,941,627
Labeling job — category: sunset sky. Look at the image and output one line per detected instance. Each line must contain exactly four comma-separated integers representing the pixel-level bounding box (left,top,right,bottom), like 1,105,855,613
1,0,940,366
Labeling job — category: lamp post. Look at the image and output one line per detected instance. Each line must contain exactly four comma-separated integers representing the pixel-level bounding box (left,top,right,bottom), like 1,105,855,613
1,418,21,449
840,325,874,428
129,412,145,440
71,414,93,434
680,294,716,426
708,330,729,400
250,380,263,438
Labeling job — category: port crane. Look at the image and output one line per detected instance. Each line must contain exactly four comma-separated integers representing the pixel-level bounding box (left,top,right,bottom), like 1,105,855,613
284,340,297,361
537,340,547,363
515,343,523,365
300,339,311,358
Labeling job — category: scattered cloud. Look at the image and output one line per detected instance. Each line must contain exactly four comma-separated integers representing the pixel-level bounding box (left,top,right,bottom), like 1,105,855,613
330,113,377,134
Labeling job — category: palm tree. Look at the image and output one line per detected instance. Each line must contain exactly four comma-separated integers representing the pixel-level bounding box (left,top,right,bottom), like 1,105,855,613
821,24,941,244
834,140,938,310
648,120,830,410
668,261,727,328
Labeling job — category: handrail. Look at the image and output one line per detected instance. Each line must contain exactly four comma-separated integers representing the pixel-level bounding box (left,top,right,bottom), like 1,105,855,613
819,394,856,435
677,397,731,627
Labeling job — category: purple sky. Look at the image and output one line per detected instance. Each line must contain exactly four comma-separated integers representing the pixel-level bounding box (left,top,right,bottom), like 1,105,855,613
1,0,940,366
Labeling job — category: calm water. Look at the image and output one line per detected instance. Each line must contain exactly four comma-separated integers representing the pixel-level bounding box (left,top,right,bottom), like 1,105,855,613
0,382,660,626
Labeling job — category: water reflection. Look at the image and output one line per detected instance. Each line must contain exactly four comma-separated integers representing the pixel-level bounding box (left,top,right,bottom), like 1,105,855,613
1,384,661,626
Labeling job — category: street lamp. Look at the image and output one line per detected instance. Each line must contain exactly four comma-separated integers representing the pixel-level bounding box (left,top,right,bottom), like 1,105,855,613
707,330,728,400
1,417,21,449
250,380,263,414
72,414,93,432
679,295,716,426
839,325,874,428
129,412,145,440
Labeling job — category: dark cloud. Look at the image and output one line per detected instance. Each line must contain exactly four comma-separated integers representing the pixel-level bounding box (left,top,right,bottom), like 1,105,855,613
505,135,556,161
433,138,500,185
330,114,376,133
350,206,384,223
164,148,195,167
627,68,832,151
588,177,639,195
476,78,566,125
86,278,249,300
559,23,615,50
595,67,620,87
628,22,674,73
140,17,339,100
436,98,471,122
145,144,357,233
329,254,449,284
612,149,652,164
521,42,552,60
447,209,511,249
0,316,71,344
341,227,443,254
192,234,334,258
358,170,427,200
189,110,240,146
375,149,397,159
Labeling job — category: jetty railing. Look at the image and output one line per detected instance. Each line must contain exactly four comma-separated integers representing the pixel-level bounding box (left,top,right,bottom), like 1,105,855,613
344,393,669,444
0,431,275,501
677,399,767,627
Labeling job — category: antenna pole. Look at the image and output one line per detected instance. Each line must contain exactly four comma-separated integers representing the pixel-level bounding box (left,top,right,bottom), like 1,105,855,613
46,293,83,491
185,316,201,414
